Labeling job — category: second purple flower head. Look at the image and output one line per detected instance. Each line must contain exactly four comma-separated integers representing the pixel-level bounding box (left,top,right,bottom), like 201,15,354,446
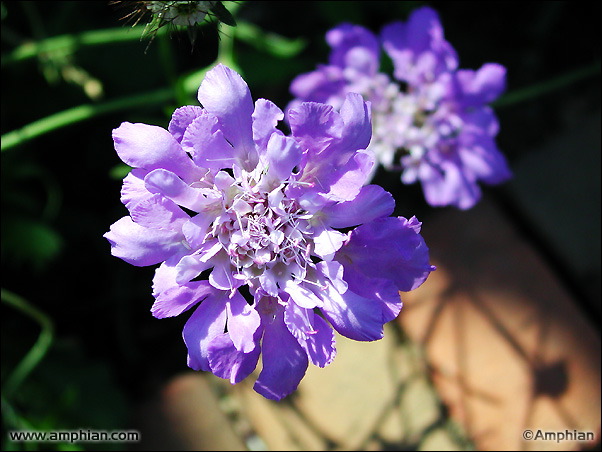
290,6,512,210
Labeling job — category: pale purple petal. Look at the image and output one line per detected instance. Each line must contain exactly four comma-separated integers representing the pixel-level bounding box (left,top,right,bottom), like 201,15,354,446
207,333,261,384
313,228,346,261
152,280,214,319
457,120,512,185
253,307,308,400
336,216,434,294
181,111,237,170
285,280,324,309
168,105,204,142
209,258,242,291
315,260,348,294
266,134,302,181
288,101,343,155
321,184,395,228
323,149,375,201
226,290,261,353
104,216,186,267
182,292,228,371
460,145,511,186
420,162,481,210
144,168,218,212
381,7,458,84
326,23,380,75
289,65,346,106
112,122,201,182
252,99,284,150
197,64,257,171
284,301,336,368
318,283,401,341
152,258,182,297
455,63,506,107
182,214,218,250
128,192,189,230
120,168,151,211
175,240,222,284
151,257,215,319
335,93,372,154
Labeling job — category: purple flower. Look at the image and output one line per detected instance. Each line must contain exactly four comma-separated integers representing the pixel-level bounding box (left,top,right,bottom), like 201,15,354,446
289,6,512,210
104,64,434,400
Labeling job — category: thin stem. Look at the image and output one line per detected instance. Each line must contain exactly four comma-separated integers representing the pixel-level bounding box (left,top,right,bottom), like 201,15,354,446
1,289,54,398
234,20,306,58
1,88,174,151
217,21,239,72
1,26,168,67
493,61,601,109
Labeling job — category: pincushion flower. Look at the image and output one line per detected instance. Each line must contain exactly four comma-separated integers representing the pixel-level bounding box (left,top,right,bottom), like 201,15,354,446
289,6,512,210
104,64,434,400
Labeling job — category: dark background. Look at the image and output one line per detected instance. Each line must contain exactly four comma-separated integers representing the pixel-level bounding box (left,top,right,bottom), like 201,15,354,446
2,1,600,449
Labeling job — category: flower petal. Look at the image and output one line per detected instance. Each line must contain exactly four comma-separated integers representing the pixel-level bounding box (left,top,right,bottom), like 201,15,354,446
144,168,218,212
252,98,284,150
207,332,261,384
168,105,204,143
152,280,214,319
266,133,302,181
420,161,481,210
285,301,336,368
253,306,308,400
104,216,185,267
289,65,346,106
175,240,222,284
324,149,375,201
319,283,402,341
288,101,343,155
226,290,261,353
320,184,395,228
182,213,218,250
128,192,189,230
151,258,215,318
181,111,237,170
120,168,151,211
335,216,435,295
455,63,506,107
313,228,346,261
182,292,228,371
197,64,257,171
335,93,372,154
209,257,242,291
327,23,380,75
285,280,324,309
381,7,458,84
112,122,201,182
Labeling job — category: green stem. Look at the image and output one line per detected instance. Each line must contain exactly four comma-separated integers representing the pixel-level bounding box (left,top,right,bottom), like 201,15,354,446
493,61,601,109
1,88,174,151
1,289,54,398
233,21,306,58
216,20,239,72
1,26,169,66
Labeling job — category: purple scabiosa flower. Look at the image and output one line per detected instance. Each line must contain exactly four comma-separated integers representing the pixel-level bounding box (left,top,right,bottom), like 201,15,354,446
289,6,512,210
104,64,434,400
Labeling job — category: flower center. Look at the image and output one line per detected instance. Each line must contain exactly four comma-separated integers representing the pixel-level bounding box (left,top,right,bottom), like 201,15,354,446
358,77,463,170
207,171,314,290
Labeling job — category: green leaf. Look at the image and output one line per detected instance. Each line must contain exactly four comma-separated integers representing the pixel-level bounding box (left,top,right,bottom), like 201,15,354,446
234,20,306,59
2,217,62,269
108,163,131,180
